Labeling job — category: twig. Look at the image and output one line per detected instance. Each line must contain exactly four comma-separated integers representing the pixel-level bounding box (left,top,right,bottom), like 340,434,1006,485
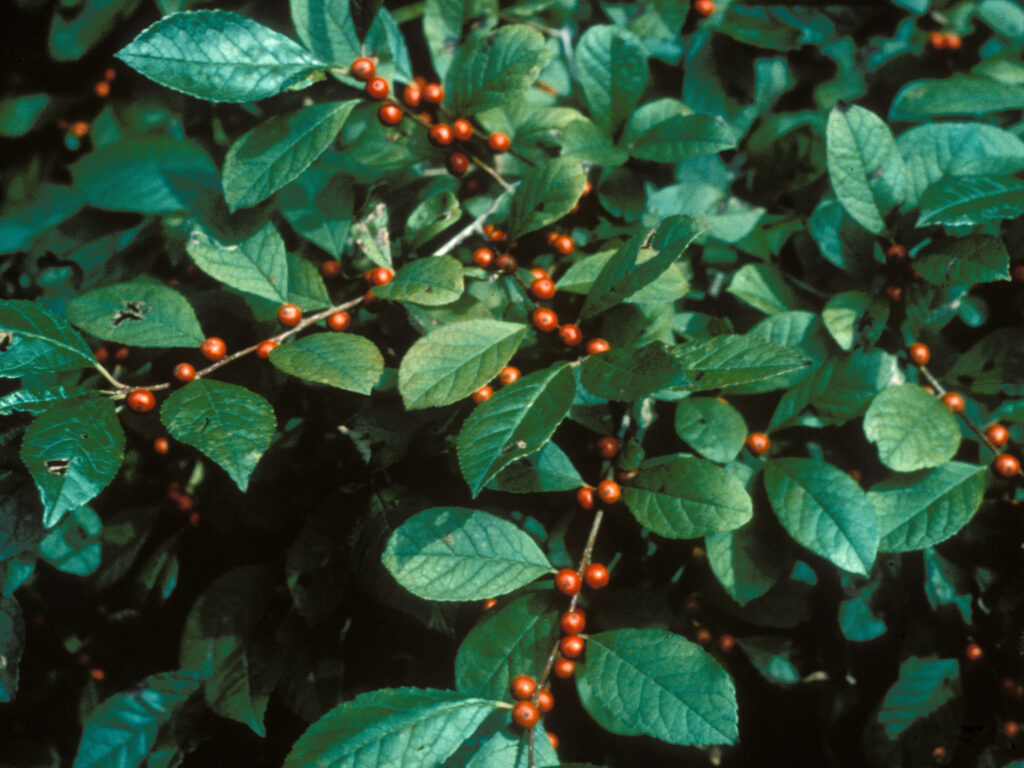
432,186,515,256
92,363,126,390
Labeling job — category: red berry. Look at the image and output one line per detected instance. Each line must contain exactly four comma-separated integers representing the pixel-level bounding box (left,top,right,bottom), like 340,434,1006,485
596,436,619,459
745,432,771,455
422,83,444,104
941,392,965,413
966,643,983,661
472,385,493,405
597,479,621,504
153,437,170,455
696,627,713,646
320,260,341,277
498,366,521,386
586,338,610,355
533,308,559,332
529,268,548,281
559,324,582,347
530,277,556,300
114,346,130,361
995,454,1021,477
370,267,395,286
402,84,422,107
617,469,639,482
886,244,908,263
187,511,200,527
512,700,540,729
908,343,930,366
547,732,558,749
173,362,196,382
1004,721,1020,738
510,675,536,700
928,31,946,49
718,634,735,652
1013,264,1024,283
447,152,469,176
127,389,156,413
986,424,1009,447
350,57,375,81
378,103,402,126
327,311,351,332
553,658,575,678
885,284,903,303
452,119,473,141
482,598,497,611
472,248,494,268
554,569,581,595
365,77,389,100
552,235,575,255
488,132,510,153
944,33,962,50
576,486,595,510
429,123,453,146
89,668,105,681
490,229,507,243
537,689,554,713
70,121,89,138
584,563,609,589
95,346,109,363
560,635,585,659
104,68,117,81
496,253,518,273
277,303,302,326
694,0,715,15
932,746,949,764
560,610,586,635
256,340,278,358
200,337,226,361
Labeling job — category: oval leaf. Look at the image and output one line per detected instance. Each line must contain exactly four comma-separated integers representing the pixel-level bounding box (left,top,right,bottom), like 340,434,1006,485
270,333,384,395
863,384,961,472
0,300,94,378
186,222,289,304
507,158,586,240
674,397,747,464
373,255,464,306
575,25,649,135
68,281,205,348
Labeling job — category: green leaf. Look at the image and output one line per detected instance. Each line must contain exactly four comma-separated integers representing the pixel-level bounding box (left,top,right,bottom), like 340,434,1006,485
916,175,1024,228
160,380,276,491
457,364,575,496
72,671,201,768
70,137,218,214
222,101,357,212
398,320,527,410
373,256,464,306
621,454,753,539
562,119,630,166
764,458,879,575
626,113,736,163
821,291,888,351
278,168,354,257
707,516,790,607
455,591,559,700
726,263,803,314
466,730,560,768
21,398,125,529
575,25,649,135
186,222,289,304
507,158,586,240
286,254,332,310
270,333,384,395
291,3,410,78
670,334,811,391
0,595,24,702
282,688,498,768
116,10,324,103
580,344,689,401
826,105,904,234
382,507,552,601
889,75,1024,121
67,281,205,348
581,215,704,319
0,93,51,138
869,462,986,553
674,397,747,464
0,184,82,255
577,628,738,746
863,384,961,473
406,192,462,250
877,657,959,740
488,442,584,494
39,506,102,576
350,0,383,40
444,25,551,116
0,300,94,377
0,477,44,562
915,235,1010,285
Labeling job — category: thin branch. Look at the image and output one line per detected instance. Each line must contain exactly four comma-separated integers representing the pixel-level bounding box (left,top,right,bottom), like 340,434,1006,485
92,363,126,390
433,186,515,256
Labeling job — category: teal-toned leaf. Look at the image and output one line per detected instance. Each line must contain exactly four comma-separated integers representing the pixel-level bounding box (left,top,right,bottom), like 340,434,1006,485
222,101,357,212
0,93,51,138
507,158,586,240
373,256,464,306
0,184,82,255
621,454,753,539
457,364,575,496
826,105,904,234
488,441,584,494
160,380,276,491
455,591,559,700
707,516,790,607
382,507,552,601
0,300,94,377
916,175,1024,228
674,397,747,464
581,215,704,319
21,398,125,529
869,462,986,553
924,548,972,624
839,584,886,642
350,0,383,40
70,138,218,214
764,457,879,575
890,75,1024,121
398,320,527,409
577,628,738,746
39,506,102,576
877,657,959,740
625,113,736,163
977,0,1024,38
186,222,289,304
282,688,498,768
0,595,24,702
72,671,201,768
915,235,1010,285
49,0,142,62
726,263,803,314
270,334,384,395
0,477,42,562
575,25,649,135
863,384,961,472
287,254,332,310
670,334,811,391
116,10,324,103
278,168,354,257
291,2,410,78
821,291,888,351
445,25,551,116
562,119,630,166
68,281,205,348
466,730,560,768
580,344,689,401
406,192,462,249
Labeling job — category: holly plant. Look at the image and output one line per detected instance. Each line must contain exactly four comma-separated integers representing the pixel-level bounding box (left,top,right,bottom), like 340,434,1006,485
2,0,1024,766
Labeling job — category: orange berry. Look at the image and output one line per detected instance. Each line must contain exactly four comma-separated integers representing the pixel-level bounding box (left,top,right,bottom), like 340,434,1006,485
554,569,581,595
584,563,609,589
482,598,497,610
908,343,930,366
718,634,735,652
256,340,278,358
472,248,494,268
560,635,585,658
365,77,389,100
994,454,1021,478
558,324,582,347
327,311,351,332
552,235,575,255
200,337,226,361
532,308,558,332
986,424,1009,447
370,267,395,286
1004,721,1020,738
429,123,453,146
510,675,537,700
576,486,595,510
932,746,949,764
378,103,403,126
696,627,713,646
350,57,376,81
966,643,983,661
89,668,105,681
173,362,196,382
512,700,540,729
560,610,586,635
496,253,517,273
403,84,422,107
423,83,444,104
94,81,111,98
70,121,89,138
940,392,965,413
153,437,170,455
319,260,341,278
498,366,521,386
472,385,494,405
547,731,558,749
597,479,621,504
745,432,771,455
488,132,510,153
452,119,473,141
447,152,469,176
885,284,903,303
928,31,946,49
127,389,156,413
537,689,554,713
944,33,962,50
530,277,556,300
694,0,715,15
277,303,302,326
104,68,117,81
553,658,575,678
886,244,908,262
586,338,610,355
